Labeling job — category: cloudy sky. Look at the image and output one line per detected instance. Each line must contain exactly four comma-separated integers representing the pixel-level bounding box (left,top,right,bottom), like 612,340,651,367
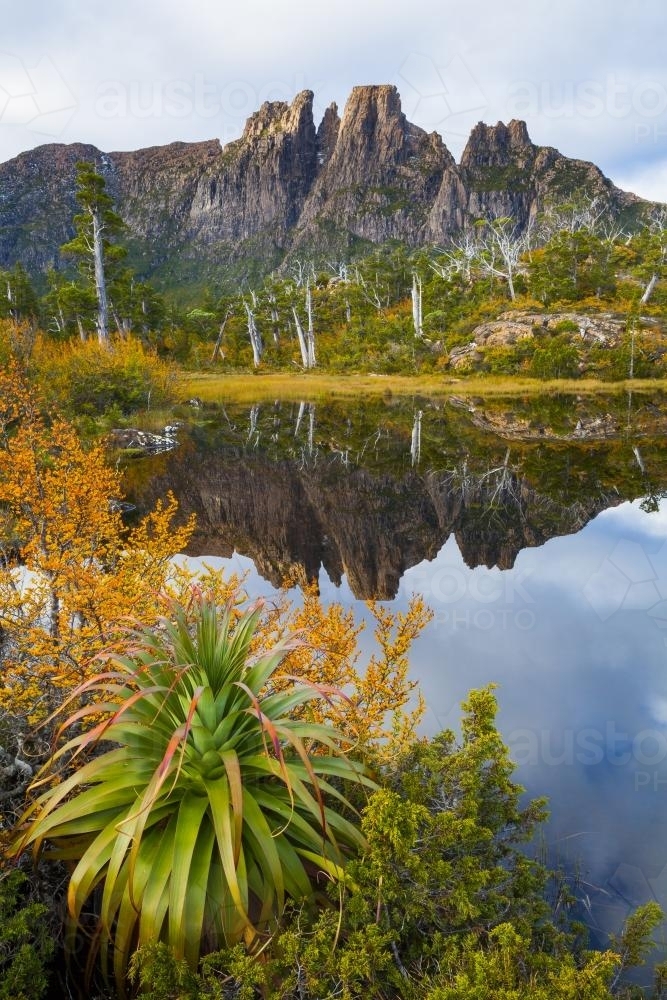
0,0,665,201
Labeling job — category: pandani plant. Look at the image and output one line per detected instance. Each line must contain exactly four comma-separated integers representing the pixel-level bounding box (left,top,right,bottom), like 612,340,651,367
11,592,375,992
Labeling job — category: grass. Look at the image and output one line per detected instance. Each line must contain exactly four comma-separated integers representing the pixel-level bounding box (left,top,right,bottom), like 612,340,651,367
179,371,667,405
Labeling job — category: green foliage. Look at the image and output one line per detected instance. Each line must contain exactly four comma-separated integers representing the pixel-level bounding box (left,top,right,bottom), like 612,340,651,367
0,869,54,1000
527,230,622,305
7,212,667,378
530,335,581,378
61,162,127,275
610,902,664,983
423,923,618,999
0,264,38,324
129,942,267,1000
125,688,664,1000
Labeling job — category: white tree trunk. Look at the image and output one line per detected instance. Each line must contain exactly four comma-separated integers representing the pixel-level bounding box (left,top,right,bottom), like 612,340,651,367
92,208,109,345
292,308,310,368
247,404,260,444
294,400,306,437
305,281,316,367
211,310,230,362
411,410,422,466
411,273,423,337
244,302,263,367
641,273,658,305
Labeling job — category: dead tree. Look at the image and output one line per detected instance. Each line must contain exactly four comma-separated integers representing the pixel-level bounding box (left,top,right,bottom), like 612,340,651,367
292,282,316,369
305,280,316,367
244,297,263,367
411,273,423,338
211,308,232,362
411,410,422,466
292,308,310,368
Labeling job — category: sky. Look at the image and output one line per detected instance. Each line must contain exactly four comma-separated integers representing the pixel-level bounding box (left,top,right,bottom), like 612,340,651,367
0,0,665,201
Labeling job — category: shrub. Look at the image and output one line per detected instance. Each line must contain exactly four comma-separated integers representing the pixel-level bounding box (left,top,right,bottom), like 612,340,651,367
32,335,178,417
0,869,54,1000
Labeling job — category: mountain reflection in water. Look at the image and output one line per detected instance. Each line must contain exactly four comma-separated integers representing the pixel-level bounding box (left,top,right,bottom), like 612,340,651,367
127,392,667,596
126,391,667,960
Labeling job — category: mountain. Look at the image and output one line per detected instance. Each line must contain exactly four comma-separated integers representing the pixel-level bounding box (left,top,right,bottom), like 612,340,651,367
0,84,650,294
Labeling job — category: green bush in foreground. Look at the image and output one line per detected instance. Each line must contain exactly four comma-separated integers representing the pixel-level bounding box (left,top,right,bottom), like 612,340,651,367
0,869,54,1000
126,689,666,1000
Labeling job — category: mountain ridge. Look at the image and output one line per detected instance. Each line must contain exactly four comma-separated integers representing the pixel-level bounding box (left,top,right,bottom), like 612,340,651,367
0,84,653,294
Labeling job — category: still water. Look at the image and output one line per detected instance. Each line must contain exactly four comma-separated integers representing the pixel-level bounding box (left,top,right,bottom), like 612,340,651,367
127,391,667,948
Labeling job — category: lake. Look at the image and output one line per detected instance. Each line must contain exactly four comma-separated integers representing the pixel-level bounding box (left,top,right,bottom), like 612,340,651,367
126,389,667,953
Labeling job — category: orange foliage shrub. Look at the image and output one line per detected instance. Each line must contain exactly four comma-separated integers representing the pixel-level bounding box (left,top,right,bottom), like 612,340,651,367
0,365,194,721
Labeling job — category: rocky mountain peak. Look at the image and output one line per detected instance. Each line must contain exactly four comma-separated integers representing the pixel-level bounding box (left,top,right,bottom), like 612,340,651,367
316,102,340,165
461,118,534,169
241,90,315,143
0,85,651,289
334,84,414,162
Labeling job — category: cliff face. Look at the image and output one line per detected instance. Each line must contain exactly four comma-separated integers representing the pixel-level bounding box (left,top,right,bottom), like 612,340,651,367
0,85,648,289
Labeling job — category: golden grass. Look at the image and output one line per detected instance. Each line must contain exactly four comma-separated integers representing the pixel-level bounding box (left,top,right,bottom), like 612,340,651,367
179,372,667,404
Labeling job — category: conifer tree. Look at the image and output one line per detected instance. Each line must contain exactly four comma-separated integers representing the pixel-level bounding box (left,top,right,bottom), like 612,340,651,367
61,162,127,345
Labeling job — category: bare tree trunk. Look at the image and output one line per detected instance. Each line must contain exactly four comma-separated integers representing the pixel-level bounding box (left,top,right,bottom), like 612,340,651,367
641,273,658,305
211,309,231,362
305,281,316,367
294,400,306,437
267,294,280,345
411,410,422,466
292,308,310,368
92,208,109,345
247,404,260,445
111,306,124,337
411,273,423,337
76,315,86,342
6,280,16,324
244,302,262,367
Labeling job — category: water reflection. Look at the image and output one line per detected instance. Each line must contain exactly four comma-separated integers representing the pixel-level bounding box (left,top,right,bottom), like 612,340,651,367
128,392,667,953
401,499,667,950
127,392,667,599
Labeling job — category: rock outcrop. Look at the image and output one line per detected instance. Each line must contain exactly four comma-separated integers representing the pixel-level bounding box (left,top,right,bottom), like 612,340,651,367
447,310,635,370
470,311,628,348
0,85,651,291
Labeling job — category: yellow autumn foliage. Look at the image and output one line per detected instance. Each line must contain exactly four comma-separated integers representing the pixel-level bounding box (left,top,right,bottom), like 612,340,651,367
0,364,430,761
0,365,195,721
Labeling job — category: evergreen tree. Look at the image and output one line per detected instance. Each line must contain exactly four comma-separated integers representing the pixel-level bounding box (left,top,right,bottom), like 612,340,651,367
61,162,127,345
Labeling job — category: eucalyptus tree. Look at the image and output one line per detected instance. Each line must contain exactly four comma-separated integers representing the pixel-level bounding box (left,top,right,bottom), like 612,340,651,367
61,162,127,345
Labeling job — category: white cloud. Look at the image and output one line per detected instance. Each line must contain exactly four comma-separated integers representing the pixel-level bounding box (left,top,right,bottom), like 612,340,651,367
614,159,667,203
